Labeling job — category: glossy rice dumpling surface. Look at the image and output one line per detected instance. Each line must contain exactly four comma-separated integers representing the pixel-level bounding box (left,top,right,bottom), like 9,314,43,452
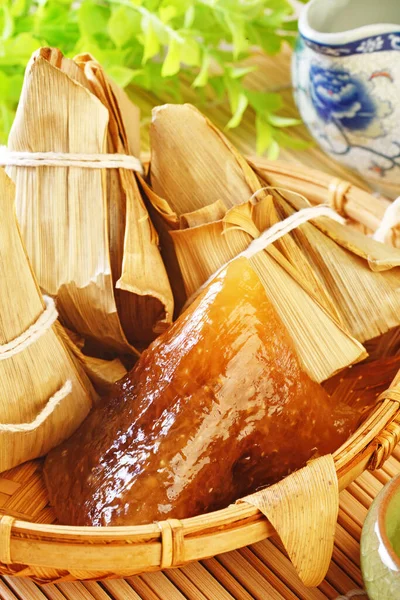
44,258,358,526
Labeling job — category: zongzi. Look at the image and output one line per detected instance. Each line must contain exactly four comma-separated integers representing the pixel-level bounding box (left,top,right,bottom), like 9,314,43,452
146,103,366,382
44,257,359,526
8,48,173,356
0,168,93,472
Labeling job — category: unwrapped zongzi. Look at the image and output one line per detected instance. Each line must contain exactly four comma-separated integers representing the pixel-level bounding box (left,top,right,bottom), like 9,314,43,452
44,258,359,526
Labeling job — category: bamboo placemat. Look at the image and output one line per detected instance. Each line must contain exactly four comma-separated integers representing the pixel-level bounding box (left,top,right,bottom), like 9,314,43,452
1,46,395,600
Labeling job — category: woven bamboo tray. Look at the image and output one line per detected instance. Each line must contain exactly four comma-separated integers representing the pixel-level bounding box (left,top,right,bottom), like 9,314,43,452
0,158,398,586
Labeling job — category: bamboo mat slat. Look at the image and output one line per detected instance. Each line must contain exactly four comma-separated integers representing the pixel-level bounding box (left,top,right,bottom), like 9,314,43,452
1,45,397,600
202,558,256,600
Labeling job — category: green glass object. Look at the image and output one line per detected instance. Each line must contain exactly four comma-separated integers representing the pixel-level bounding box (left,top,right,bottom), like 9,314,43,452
361,474,400,600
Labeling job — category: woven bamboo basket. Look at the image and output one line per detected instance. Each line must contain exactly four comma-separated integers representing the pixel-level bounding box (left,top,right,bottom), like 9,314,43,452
0,158,399,586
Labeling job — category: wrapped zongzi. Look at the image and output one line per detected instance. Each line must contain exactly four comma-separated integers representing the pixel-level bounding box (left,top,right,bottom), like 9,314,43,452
0,168,93,472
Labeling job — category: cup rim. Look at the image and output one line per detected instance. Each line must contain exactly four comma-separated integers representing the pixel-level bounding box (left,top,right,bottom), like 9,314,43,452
377,474,400,571
299,0,399,46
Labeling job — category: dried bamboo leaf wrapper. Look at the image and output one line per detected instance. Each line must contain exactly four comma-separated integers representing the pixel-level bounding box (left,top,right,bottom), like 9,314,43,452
74,55,128,295
7,52,136,355
180,199,228,228
278,190,400,271
170,208,366,383
249,156,390,234
139,176,187,313
107,79,141,158
150,103,262,216
0,169,93,472
75,55,174,343
147,103,345,325
251,167,400,270
225,199,341,322
240,455,339,587
38,47,92,91
249,252,365,383
269,191,400,342
315,216,400,271
56,323,127,394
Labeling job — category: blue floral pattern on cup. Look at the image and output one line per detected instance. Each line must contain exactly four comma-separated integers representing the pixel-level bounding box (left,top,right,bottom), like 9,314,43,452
309,65,376,131
302,32,400,57
292,32,400,190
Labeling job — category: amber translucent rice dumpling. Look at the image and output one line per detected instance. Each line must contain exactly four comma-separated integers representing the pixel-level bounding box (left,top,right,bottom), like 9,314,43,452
44,258,359,526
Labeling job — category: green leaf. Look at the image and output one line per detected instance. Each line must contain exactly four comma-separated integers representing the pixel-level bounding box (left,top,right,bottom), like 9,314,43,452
225,78,248,129
0,102,14,141
35,2,79,50
226,91,248,129
255,116,273,155
229,65,257,79
264,0,293,12
260,32,282,55
208,76,225,100
163,0,193,18
13,13,34,35
8,73,23,103
159,6,176,23
181,36,200,66
0,6,13,41
108,7,141,48
184,5,195,28
267,114,302,127
0,33,40,66
0,0,304,152
141,18,161,63
224,14,248,58
280,19,300,32
275,129,312,150
107,65,142,87
78,1,110,37
193,51,210,87
0,71,10,96
267,138,280,160
247,90,282,114
161,36,181,77
10,0,26,18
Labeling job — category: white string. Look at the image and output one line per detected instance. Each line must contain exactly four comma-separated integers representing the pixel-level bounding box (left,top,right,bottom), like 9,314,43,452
373,195,400,243
184,201,345,309
241,204,345,259
0,380,72,432
0,148,143,175
0,296,58,360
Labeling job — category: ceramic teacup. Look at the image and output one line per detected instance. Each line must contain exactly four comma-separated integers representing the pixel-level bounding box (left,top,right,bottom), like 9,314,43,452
361,474,400,599
292,0,400,197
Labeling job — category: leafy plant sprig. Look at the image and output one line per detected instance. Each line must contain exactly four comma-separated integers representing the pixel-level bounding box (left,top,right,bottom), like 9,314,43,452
0,0,307,153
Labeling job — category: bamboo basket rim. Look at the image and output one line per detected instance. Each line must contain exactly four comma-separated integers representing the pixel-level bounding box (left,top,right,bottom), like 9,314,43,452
1,157,399,583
